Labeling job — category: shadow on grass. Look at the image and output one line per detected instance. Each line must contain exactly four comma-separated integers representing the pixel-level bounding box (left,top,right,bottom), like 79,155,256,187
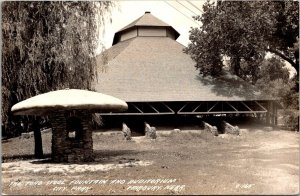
2,153,51,163
7,149,143,165
92,149,142,164
94,149,139,157
2,139,11,143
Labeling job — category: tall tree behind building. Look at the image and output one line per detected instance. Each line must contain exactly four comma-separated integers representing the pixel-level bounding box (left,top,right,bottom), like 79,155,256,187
255,58,299,130
184,0,299,130
2,1,114,157
184,0,299,80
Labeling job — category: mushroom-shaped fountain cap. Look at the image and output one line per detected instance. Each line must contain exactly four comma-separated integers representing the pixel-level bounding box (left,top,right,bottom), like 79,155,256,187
11,89,128,116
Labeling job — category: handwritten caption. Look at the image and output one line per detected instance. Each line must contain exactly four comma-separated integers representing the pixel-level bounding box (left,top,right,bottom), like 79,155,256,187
9,178,186,193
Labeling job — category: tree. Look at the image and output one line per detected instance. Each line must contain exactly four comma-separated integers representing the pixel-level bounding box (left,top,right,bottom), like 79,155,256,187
184,0,299,81
184,1,299,129
2,1,114,158
254,57,299,130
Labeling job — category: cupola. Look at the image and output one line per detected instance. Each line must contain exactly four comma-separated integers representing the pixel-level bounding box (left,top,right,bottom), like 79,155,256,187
112,11,180,45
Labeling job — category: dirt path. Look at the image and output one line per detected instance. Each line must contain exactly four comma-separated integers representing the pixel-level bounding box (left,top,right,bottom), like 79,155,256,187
2,128,299,195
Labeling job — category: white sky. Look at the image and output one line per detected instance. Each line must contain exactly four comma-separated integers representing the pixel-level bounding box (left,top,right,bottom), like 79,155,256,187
98,0,206,52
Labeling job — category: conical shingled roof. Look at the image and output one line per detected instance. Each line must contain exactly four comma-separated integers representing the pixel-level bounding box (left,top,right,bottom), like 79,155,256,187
119,11,170,31
95,13,272,102
113,12,180,45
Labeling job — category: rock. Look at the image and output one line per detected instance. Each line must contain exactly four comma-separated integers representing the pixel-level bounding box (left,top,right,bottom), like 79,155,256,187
122,123,131,140
21,132,33,139
145,122,157,139
222,121,239,135
41,128,52,133
68,131,76,138
264,126,273,131
203,121,218,136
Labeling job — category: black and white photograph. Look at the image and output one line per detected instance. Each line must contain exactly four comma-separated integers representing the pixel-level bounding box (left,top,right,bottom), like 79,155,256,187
1,0,299,195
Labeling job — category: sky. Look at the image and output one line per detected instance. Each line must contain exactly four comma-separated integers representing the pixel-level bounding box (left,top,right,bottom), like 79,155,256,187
98,0,206,52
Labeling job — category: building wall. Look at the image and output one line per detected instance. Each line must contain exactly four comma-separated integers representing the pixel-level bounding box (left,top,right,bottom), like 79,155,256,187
138,27,167,37
119,27,173,42
166,28,176,40
120,29,138,42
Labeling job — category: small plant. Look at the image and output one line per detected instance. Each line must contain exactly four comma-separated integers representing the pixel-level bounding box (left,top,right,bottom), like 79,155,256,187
282,109,299,131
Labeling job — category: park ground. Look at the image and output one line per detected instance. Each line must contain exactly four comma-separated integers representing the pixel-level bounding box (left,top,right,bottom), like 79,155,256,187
1,123,299,195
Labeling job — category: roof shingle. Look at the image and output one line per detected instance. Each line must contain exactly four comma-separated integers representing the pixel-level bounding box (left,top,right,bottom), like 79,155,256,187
118,11,170,32
95,36,272,102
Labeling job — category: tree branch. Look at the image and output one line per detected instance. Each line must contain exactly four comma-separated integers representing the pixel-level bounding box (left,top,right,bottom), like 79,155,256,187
266,48,297,68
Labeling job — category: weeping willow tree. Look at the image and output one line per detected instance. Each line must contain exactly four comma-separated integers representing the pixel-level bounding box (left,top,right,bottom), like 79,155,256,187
2,1,115,158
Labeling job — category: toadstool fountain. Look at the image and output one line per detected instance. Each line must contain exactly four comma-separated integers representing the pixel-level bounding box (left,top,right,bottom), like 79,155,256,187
11,89,128,163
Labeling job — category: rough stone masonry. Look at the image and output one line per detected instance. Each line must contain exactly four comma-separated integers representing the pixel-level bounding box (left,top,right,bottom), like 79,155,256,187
203,121,219,136
122,123,132,140
145,122,157,139
221,121,240,135
50,110,94,163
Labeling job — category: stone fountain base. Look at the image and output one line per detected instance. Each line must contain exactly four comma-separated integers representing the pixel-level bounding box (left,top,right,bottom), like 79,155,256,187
50,110,94,163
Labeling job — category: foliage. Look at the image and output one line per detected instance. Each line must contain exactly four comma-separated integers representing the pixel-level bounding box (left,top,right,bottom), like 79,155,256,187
185,0,299,130
281,109,299,131
254,57,298,130
185,0,299,80
2,1,114,136
255,57,290,89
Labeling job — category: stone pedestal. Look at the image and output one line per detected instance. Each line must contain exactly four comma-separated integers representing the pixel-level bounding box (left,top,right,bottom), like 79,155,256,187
202,121,218,136
50,110,94,163
122,123,131,140
145,123,157,139
221,121,239,135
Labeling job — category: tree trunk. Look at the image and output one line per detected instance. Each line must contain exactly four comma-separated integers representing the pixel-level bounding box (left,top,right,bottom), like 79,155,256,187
294,52,299,80
231,56,241,76
292,51,299,92
32,117,44,159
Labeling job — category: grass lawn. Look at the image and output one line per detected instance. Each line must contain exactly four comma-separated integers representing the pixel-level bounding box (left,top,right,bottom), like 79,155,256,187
2,125,299,195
